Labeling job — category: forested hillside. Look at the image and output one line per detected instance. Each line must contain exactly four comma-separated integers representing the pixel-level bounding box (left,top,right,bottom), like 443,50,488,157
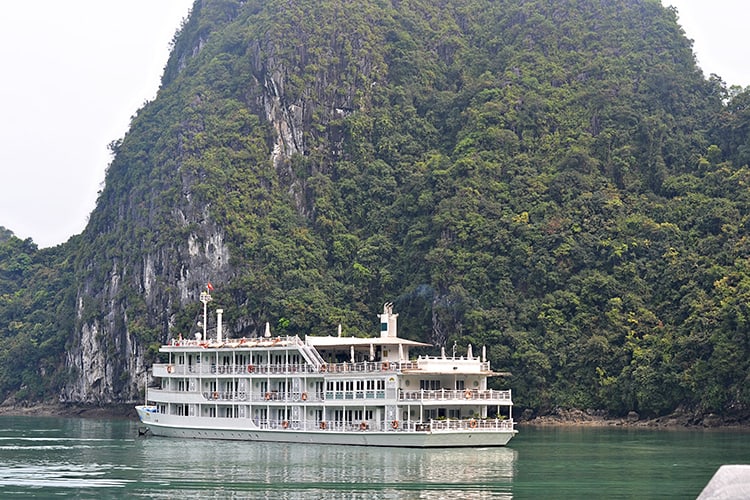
1,0,749,421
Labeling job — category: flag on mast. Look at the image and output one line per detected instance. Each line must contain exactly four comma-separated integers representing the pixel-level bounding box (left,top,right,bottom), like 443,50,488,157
207,282,214,291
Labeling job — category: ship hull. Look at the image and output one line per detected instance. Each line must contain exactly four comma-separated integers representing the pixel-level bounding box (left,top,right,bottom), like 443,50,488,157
136,406,516,448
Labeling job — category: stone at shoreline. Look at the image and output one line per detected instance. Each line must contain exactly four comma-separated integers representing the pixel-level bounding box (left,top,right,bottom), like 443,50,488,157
0,402,137,419
520,408,750,429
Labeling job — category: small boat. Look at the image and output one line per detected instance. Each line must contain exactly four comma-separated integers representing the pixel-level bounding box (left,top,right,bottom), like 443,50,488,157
136,293,517,447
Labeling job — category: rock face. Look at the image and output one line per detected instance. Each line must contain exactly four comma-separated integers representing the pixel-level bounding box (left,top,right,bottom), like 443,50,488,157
59,0,374,404
61,224,233,404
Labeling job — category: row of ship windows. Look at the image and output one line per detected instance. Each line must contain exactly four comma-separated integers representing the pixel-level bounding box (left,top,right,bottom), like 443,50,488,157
163,379,463,393
163,379,461,393
161,404,463,422
165,404,376,422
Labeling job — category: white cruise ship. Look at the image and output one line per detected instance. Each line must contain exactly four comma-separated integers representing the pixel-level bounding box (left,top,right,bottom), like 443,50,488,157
136,293,517,447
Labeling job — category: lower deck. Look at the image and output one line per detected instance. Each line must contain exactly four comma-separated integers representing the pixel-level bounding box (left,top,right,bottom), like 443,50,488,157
136,406,517,447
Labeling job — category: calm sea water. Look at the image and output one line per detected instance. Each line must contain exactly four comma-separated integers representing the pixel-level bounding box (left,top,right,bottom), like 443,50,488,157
0,416,746,498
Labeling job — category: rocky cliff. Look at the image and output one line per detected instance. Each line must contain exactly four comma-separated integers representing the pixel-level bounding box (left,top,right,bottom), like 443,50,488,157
49,0,749,419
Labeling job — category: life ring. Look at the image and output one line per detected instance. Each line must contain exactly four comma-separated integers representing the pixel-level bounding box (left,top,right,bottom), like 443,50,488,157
360,422,368,431
301,392,308,401
166,365,174,373
247,364,254,373
391,420,399,429
470,419,478,429
212,391,219,400
282,421,289,429
464,389,472,399
265,392,271,401
320,421,327,430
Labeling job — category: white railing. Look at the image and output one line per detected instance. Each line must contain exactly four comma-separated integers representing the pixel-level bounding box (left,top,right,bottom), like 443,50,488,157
154,360,419,376
399,389,511,402
151,388,509,404
164,336,305,349
244,418,514,433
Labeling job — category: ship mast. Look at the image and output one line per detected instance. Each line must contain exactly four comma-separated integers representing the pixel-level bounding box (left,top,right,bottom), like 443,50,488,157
200,285,213,340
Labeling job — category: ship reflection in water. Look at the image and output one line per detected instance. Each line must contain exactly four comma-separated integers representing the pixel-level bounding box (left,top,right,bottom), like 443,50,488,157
140,437,517,498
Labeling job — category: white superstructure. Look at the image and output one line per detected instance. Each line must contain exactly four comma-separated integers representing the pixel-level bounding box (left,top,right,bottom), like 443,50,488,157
136,297,517,447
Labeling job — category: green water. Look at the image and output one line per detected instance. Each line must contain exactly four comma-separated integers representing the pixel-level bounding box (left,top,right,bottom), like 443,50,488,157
0,416,746,498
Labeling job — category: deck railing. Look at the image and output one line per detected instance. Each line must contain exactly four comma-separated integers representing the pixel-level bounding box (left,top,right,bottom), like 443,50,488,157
153,357,492,377
149,387,510,404
246,417,514,433
399,388,511,402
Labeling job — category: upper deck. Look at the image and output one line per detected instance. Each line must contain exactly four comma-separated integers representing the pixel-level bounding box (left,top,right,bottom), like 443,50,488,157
158,302,503,377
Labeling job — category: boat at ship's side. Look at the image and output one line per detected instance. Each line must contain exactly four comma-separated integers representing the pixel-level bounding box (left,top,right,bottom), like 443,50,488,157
136,297,517,448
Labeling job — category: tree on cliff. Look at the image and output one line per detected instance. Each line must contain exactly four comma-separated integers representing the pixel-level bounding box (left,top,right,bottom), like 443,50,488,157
0,0,748,420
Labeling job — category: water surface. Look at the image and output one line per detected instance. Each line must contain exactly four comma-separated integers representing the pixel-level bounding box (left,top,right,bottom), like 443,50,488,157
0,416,746,498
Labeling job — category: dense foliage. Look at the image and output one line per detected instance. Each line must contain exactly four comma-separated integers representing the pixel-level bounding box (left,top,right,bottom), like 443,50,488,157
1,0,749,418
0,228,75,402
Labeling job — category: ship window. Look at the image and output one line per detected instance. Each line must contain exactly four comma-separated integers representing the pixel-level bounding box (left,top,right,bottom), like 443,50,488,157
333,409,374,423
381,322,388,331
419,380,441,390
455,380,465,390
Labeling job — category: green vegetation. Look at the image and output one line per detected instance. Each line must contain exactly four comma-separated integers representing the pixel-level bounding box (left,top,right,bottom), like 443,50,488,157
0,228,75,401
1,0,749,419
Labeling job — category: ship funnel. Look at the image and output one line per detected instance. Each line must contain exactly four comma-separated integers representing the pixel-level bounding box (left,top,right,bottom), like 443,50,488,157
379,302,399,338
264,322,271,338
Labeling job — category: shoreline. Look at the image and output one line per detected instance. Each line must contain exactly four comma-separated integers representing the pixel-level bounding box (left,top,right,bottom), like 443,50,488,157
518,408,750,430
1,403,748,430
0,402,137,420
